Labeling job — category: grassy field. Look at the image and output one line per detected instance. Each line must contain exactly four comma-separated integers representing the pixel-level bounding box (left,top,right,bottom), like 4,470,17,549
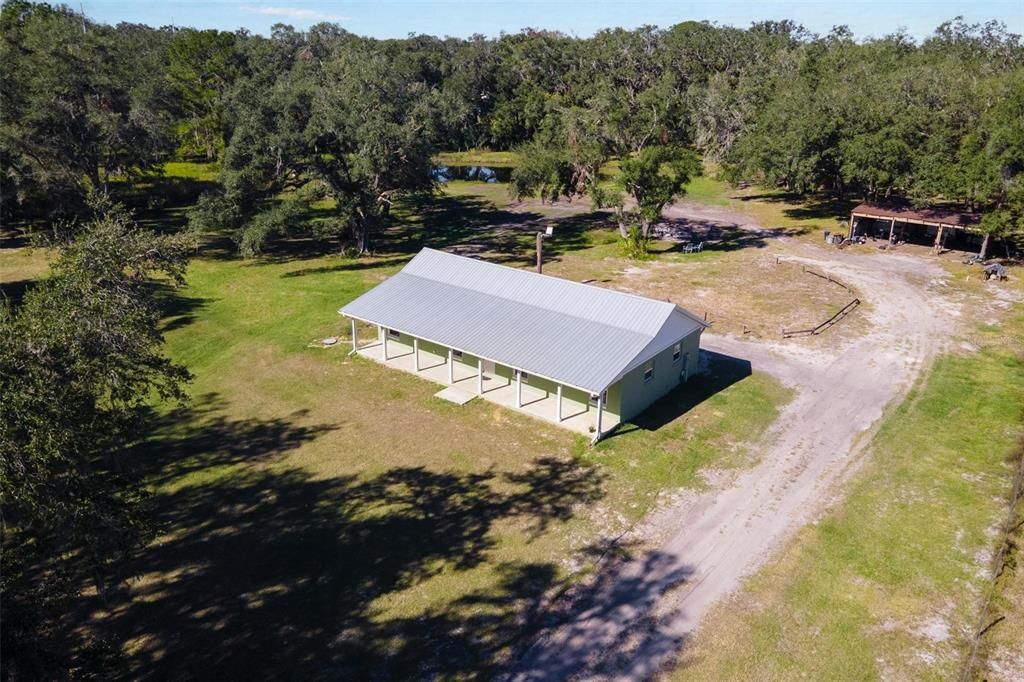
434,149,519,167
0,243,51,282
433,153,728,205
160,160,221,181
673,307,1024,680
9,155,1016,678
0,160,797,678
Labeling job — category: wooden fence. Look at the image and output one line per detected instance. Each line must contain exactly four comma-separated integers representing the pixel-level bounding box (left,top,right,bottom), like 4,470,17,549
960,440,1024,681
782,298,860,338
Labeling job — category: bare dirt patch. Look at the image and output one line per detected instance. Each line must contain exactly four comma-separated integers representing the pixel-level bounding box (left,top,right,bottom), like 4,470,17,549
618,250,866,343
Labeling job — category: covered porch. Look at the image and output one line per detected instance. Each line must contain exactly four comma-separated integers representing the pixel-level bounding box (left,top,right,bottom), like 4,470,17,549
351,326,619,437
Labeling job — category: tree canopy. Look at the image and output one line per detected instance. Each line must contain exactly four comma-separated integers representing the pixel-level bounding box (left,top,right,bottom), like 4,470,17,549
1,200,194,678
3,5,1022,250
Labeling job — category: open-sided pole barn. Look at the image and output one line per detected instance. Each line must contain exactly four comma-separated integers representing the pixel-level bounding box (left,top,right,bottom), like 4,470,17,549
849,202,982,252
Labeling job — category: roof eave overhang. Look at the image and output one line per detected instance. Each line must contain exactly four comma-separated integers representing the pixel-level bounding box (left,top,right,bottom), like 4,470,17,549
851,210,976,231
604,324,706,389
339,310,606,395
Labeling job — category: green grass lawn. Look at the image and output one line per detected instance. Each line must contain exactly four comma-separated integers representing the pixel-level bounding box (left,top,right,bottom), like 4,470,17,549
674,310,1024,681
434,149,519,167
434,151,739,210
160,160,220,182
0,243,51,283
0,160,798,678
111,247,790,678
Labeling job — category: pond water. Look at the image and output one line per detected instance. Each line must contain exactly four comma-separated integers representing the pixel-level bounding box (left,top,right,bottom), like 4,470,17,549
432,164,513,183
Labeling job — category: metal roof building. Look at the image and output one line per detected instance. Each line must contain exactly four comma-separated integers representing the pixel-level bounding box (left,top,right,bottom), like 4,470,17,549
339,248,706,440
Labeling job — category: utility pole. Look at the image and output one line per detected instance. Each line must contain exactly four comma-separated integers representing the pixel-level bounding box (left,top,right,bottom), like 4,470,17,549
535,226,553,274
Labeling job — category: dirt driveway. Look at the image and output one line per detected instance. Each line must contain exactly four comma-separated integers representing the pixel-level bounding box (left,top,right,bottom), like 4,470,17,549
510,220,964,679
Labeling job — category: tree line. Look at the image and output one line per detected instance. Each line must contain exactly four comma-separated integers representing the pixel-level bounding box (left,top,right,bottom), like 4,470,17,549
2,2,1022,254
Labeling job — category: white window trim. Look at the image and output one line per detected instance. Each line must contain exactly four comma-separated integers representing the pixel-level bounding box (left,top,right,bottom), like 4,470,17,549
643,359,655,383
672,343,682,364
521,371,530,384
452,349,463,360
387,328,401,339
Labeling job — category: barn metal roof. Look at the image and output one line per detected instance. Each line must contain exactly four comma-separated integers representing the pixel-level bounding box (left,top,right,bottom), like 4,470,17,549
339,248,706,393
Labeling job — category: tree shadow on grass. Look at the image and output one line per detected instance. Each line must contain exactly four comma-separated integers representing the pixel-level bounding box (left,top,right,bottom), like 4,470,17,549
737,191,857,224
0,278,40,308
1,225,32,249
150,282,215,335
654,218,804,252
383,193,601,266
115,177,219,233
509,545,697,680
606,350,753,438
277,193,607,279
103,397,606,680
249,235,341,263
129,393,338,487
279,256,412,279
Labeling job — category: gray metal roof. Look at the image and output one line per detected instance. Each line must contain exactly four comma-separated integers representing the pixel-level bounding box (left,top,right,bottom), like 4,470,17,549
339,248,705,393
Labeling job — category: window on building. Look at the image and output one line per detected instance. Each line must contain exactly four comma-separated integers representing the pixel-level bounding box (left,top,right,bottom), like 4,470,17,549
452,349,463,360
672,343,681,363
387,328,400,339
520,371,530,384
589,390,607,406
643,359,655,382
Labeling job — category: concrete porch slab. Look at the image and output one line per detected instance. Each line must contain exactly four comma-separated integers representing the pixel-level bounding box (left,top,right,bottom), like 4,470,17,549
353,341,617,436
434,385,477,405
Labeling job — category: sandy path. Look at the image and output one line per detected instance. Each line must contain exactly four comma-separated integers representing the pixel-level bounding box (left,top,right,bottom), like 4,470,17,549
510,240,960,680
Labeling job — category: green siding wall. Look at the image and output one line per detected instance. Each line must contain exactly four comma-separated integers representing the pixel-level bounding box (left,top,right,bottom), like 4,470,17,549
378,328,702,423
383,331,413,357
617,330,702,422
493,365,610,417
418,339,446,362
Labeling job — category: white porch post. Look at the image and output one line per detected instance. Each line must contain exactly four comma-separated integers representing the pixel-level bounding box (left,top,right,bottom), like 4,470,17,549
556,384,563,422
594,392,604,442
477,358,484,394
516,370,523,407
413,338,420,371
447,348,454,384
381,326,388,360
350,319,357,353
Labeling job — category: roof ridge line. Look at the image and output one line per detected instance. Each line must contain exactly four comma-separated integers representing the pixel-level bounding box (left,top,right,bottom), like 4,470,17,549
418,246,678,315
398,270,656,337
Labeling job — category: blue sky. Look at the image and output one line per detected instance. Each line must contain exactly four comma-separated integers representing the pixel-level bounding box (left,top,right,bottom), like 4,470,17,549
80,1,1023,40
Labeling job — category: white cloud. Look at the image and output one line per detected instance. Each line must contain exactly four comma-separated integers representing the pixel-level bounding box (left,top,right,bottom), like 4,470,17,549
239,5,349,23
